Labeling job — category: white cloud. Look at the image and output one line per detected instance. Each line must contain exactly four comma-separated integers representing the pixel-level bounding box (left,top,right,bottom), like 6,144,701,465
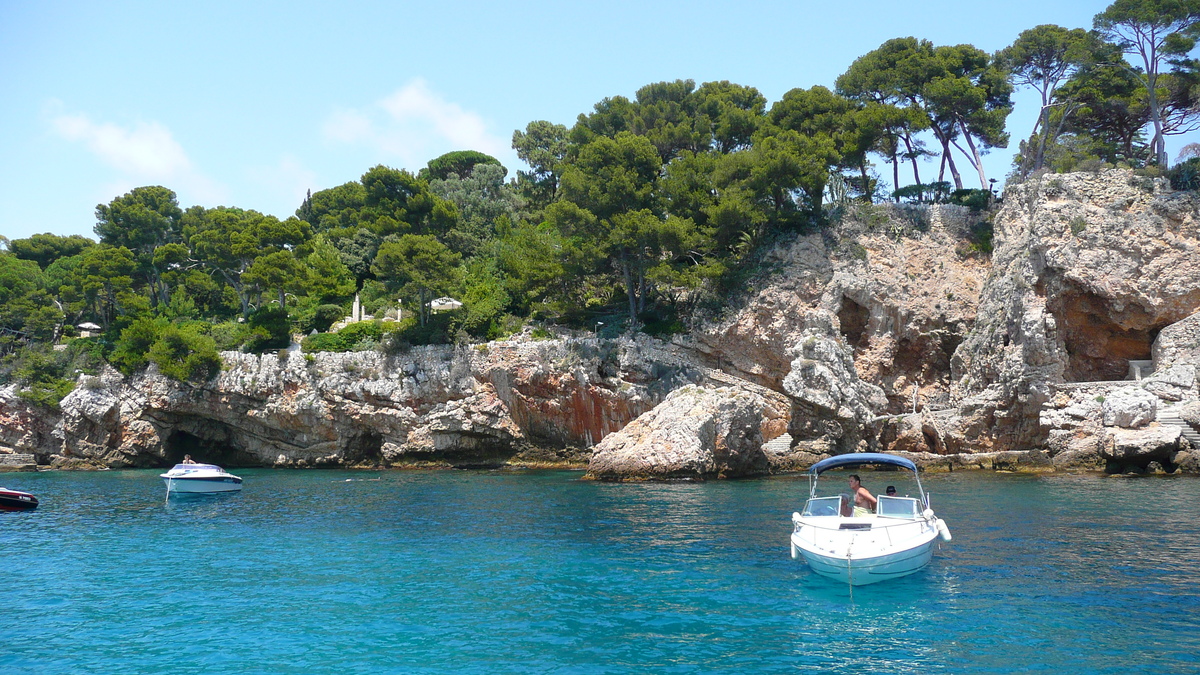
322,109,374,145
48,106,226,205
51,114,190,176
323,79,510,168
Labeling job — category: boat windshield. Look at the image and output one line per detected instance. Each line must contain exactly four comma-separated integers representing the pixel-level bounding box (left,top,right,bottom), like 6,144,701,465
801,495,845,517
876,496,921,519
169,464,222,472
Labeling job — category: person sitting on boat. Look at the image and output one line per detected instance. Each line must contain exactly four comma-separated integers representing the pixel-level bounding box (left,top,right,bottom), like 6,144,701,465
848,474,877,516
885,485,897,496
182,455,197,464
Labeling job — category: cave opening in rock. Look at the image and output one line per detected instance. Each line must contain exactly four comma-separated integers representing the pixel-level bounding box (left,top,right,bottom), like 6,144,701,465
163,429,252,468
1048,287,1160,382
344,432,384,465
838,297,870,350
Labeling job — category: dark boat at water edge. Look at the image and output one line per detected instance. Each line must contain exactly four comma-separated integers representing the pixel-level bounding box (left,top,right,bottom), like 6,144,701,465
0,487,38,511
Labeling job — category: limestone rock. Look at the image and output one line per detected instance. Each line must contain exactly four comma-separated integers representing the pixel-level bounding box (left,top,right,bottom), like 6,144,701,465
878,413,950,454
1152,310,1200,370
1140,364,1197,401
1180,401,1200,427
1049,431,1108,471
0,384,60,459
686,203,982,414
1171,448,1200,472
1101,388,1158,428
0,335,747,470
586,385,771,480
397,384,523,461
783,313,887,454
1105,425,1182,463
950,170,1200,453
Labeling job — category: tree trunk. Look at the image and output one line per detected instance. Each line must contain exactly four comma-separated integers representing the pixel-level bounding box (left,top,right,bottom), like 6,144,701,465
891,152,900,202
932,126,963,190
622,259,637,323
1137,41,1167,165
1032,92,1051,173
956,121,989,188
901,131,922,187
945,149,963,191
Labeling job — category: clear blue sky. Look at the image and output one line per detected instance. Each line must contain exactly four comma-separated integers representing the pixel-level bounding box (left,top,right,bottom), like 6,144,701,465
1,0,1192,241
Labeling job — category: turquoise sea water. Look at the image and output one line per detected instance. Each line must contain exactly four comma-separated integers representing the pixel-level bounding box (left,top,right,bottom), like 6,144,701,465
2,469,1199,674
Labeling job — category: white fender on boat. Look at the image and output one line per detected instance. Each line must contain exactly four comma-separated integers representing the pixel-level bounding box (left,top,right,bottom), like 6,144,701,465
937,519,952,542
790,541,799,560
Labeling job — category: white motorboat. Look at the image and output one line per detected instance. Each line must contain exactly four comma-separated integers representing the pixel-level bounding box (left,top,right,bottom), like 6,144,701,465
160,463,242,494
790,453,951,586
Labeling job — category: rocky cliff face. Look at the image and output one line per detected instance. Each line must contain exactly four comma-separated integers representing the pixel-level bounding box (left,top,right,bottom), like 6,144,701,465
3,171,1199,476
684,204,986,414
0,336,729,469
943,171,1200,459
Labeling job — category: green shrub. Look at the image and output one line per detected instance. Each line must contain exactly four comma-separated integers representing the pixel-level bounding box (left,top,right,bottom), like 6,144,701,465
1075,158,1111,173
1069,216,1087,235
307,304,345,333
389,316,450,347
16,377,75,410
148,325,221,382
245,307,291,353
639,306,686,338
301,331,346,353
1169,158,1200,191
10,347,75,409
110,317,169,375
207,321,252,351
338,320,384,343
301,319,411,353
2,341,103,410
948,188,992,211
966,218,994,254
891,181,951,203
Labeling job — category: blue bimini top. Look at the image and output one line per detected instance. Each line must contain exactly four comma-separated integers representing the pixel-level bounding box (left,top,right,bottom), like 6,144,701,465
808,452,918,476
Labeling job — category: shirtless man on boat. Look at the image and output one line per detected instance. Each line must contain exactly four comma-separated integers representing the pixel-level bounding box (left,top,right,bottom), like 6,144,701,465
847,474,877,516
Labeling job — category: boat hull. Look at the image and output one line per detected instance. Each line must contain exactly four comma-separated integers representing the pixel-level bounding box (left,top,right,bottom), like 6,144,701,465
0,489,39,511
793,534,938,585
162,477,242,493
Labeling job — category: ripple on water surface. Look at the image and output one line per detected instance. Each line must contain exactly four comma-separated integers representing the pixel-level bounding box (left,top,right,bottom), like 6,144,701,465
2,469,1198,674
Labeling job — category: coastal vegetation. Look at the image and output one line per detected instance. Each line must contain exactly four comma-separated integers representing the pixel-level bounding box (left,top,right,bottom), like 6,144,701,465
2,0,1199,409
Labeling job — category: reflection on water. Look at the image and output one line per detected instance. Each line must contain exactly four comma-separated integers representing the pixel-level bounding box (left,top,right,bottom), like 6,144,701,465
1,469,1198,674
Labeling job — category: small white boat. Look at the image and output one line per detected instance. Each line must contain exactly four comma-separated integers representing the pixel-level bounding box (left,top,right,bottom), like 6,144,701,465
160,463,242,494
790,453,951,586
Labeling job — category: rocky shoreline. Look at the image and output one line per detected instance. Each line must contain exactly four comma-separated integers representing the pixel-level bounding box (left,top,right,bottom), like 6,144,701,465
3,170,1199,478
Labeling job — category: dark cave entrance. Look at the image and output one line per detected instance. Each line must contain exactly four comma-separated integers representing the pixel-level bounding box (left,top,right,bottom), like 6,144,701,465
838,297,870,350
162,429,257,468
1048,286,1160,382
343,432,384,465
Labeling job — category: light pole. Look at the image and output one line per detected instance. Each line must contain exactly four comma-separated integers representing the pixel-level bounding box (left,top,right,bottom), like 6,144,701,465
595,321,603,337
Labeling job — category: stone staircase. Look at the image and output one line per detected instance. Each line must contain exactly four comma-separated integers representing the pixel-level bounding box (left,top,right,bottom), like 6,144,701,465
0,453,37,471
1157,406,1200,447
762,432,793,455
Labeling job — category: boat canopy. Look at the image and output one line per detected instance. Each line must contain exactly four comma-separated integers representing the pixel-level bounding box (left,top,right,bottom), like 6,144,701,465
809,453,918,475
